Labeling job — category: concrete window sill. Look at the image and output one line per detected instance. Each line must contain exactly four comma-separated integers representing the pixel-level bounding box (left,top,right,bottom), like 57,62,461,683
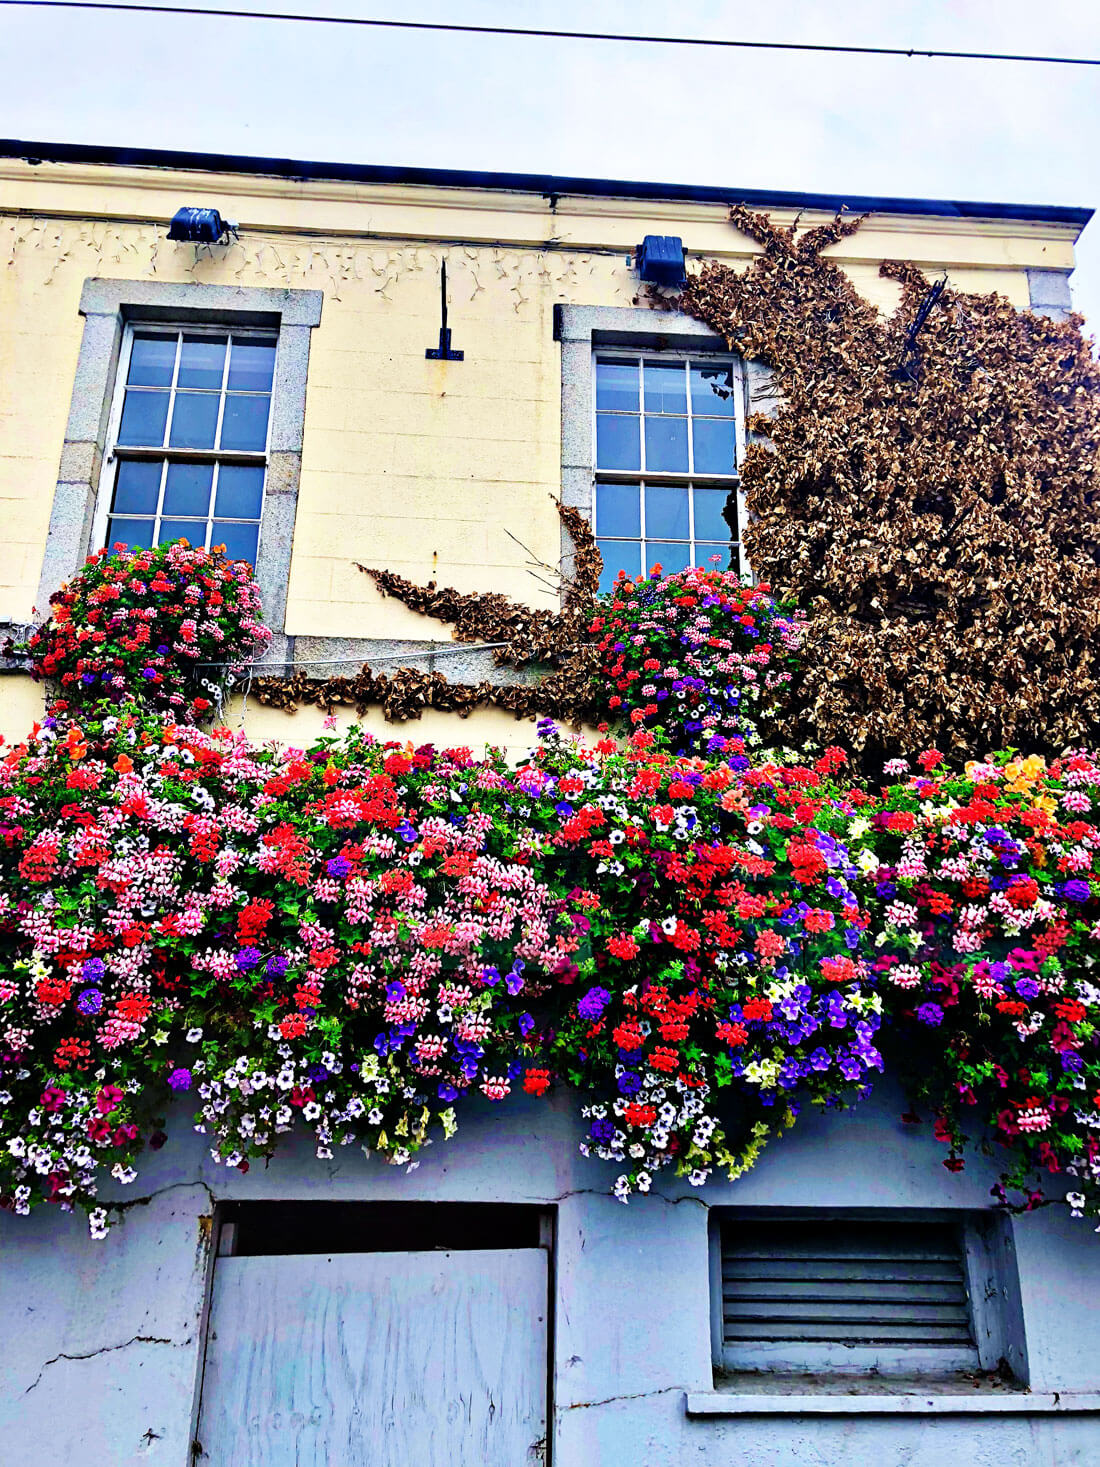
685,1390,1100,1417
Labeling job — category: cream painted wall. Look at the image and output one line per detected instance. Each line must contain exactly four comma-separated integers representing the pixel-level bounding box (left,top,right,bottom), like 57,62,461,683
0,158,1079,755
0,679,573,766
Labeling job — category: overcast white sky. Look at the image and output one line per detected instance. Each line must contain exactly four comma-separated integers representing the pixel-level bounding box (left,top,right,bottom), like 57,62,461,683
3,0,1099,326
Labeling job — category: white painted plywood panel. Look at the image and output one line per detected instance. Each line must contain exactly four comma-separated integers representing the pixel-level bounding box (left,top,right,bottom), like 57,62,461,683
196,1248,547,1467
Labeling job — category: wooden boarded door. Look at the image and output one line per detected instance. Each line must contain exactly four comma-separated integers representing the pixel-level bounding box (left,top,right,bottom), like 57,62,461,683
194,1204,549,1467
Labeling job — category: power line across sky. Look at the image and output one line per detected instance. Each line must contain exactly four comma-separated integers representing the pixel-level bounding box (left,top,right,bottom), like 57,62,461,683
1,0,1099,67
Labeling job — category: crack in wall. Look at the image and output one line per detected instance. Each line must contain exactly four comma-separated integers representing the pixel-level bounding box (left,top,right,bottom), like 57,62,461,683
563,1385,683,1412
23,1334,181,1395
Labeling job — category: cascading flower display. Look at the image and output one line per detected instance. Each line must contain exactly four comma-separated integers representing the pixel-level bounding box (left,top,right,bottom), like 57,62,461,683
849,750,1100,1218
1,546,1099,1237
25,540,272,723
590,566,805,756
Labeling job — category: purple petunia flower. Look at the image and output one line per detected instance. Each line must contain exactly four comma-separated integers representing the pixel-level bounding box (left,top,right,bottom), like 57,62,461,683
577,986,610,1022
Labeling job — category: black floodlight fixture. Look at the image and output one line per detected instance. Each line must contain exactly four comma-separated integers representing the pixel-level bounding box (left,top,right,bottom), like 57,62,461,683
167,207,237,244
635,234,686,287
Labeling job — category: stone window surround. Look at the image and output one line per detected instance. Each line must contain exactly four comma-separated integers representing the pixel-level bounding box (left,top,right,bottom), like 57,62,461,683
273,302,777,692
37,278,323,667
555,304,776,589
30,280,1066,695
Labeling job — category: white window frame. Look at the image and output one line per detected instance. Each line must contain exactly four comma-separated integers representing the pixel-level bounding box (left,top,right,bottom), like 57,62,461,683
93,321,278,562
591,349,749,586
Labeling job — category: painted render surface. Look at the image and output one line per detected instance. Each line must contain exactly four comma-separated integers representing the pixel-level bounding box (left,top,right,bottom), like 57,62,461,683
0,155,1080,639
2,1085,1099,1467
0,152,1087,755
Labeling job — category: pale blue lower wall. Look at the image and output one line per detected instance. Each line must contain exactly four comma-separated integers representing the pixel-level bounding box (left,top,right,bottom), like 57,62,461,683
2,1085,1099,1466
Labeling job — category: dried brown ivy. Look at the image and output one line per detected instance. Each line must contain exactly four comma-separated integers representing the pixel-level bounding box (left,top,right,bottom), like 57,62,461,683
252,502,602,725
256,207,1100,763
680,206,1100,764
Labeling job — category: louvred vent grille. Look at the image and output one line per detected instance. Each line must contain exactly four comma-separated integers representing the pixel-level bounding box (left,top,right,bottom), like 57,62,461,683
722,1220,974,1348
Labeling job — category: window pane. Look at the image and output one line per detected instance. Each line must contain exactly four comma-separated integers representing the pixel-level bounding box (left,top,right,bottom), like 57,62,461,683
596,538,640,593
163,462,214,518
169,391,220,449
646,541,691,576
158,518,207,549
117,389,170,446
177,334,228,390
691,362,736,417
596,413,640,471
595,358,638,413
220,394,271,451
215,464,265,519
645,485,690,540
228,337,276,393
698,542,734,570
127,333,176,388
213,520,260,565
693,417,737,475
106,517,155,551
112,459,162,515
595,482,640,539
644,416,688,473
693,487,733,542
643,361,687,415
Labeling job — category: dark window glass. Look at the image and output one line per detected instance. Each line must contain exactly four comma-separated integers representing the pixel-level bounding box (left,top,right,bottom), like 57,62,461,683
112,459,162,515
127,333,176,388
647,541,691,576
162,462,214,518
693,417,737,475
693,488,733,543
213,520,260,565
177,334,228,390
595,482,640,539
596,413,640,471
697,543,733,570
159,518,205,548
169,391,220,449
596,538,640,593
645,485,689,540
118,389,170,447
228,338,276,393
690,362,736,417
215,464,265,520
220,394,270,451
644,360,687,416
644,416,688,473
106,516,155,551
595,358,638,414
